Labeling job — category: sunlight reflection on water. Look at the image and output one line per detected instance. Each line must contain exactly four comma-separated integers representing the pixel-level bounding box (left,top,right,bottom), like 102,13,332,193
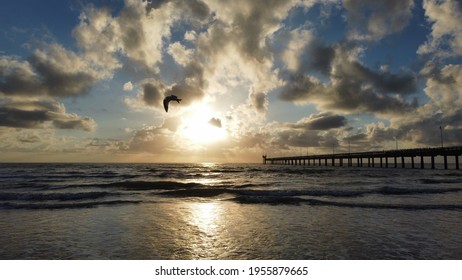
190,202,221,233
182,202,228,259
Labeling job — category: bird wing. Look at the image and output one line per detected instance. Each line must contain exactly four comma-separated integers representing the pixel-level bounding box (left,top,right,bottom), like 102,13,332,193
163,98,169,112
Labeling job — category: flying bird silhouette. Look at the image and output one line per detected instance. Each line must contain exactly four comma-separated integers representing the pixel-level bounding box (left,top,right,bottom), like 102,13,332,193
163,95,182,112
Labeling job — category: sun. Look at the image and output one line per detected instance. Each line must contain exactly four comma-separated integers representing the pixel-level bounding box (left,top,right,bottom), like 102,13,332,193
178,104,227,145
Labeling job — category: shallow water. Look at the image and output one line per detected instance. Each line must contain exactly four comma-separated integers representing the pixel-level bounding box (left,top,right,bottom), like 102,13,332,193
0,163,461,259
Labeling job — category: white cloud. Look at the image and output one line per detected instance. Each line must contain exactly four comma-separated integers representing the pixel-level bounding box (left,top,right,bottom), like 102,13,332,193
73,0,179,73
422,63,462,114
418,0,462,56
184,30,197,41
123,81,134,91
281,29,314,71
167,42,193,66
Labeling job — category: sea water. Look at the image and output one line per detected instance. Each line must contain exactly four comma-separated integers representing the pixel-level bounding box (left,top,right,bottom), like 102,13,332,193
0,163,461,259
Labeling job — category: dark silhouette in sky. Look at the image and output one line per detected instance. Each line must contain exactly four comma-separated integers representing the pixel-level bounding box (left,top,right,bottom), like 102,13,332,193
163,95,182,112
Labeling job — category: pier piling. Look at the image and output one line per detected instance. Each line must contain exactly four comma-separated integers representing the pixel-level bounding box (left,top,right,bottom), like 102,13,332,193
263,146,462,170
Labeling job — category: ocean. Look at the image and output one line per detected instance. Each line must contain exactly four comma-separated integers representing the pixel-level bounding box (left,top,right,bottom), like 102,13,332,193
0,162,461,259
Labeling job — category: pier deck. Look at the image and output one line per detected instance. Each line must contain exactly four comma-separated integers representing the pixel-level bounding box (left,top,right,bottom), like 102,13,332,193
263,146,462,170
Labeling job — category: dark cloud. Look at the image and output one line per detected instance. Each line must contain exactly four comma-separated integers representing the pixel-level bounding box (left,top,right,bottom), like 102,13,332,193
0,107,48,129
118,4,147,59
142,82,163,106
294,113,347,131
266,113,348,150
0,99,96,131
250,91,268,113
51,115,96,131
178,0,210,20
278,43,417,115
278,74,323,103
326,78,417,114
309,45,335,75
165,83,204,106
208,117,222,128
146,0,210,20
272,129,323,148
184,61,206,88
0,45,99,98
135,61,206,109
338,60,416,95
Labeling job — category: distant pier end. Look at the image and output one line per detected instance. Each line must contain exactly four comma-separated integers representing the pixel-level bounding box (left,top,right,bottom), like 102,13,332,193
262,146,462,170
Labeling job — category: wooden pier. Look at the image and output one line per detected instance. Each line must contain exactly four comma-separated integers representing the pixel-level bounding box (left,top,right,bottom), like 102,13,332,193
262,146,462,170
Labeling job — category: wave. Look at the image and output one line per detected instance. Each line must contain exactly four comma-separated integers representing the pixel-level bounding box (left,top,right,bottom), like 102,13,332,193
420,178,462,185
159,188,229,198
99,180,205,190
230,196,462,210
234,189,366,197
230,195,306,205
375,186,462,195
231,183,273,189
0,200,141,210
233,186,462,198
0,191,120,202
209,169,244,173
121,181,462,199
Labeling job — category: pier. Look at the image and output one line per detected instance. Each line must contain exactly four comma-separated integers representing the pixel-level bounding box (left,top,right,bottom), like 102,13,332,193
262,146,462,170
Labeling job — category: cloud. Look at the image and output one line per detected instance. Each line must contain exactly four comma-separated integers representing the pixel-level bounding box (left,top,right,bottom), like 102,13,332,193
142,82,164,107
188,0,313,113
293,113,347,130
421,63,462,113
208,117,222,128
256,112,349,151
162,116,182,132
343,0,415,41
278,74,324,104
0,99,96,131
165,83,205,106
309,45,336,76
17,132,42,143
127,125,177,155
147,0,210,20
270,125,323,149
281,29,314,71
342,63,462,149
123,81,134,91
418,0,462,57
167,42,193,66
278,43,417,115
249,90,268,113
0,44,101,98
73,1,177,73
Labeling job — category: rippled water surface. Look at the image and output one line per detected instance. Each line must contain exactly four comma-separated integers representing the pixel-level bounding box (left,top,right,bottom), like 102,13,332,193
0,163,461,259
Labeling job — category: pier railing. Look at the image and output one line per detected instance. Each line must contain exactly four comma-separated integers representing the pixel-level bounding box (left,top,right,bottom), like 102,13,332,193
262,146,462,170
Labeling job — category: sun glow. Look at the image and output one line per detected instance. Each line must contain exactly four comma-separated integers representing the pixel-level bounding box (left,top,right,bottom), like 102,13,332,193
178,104,227,145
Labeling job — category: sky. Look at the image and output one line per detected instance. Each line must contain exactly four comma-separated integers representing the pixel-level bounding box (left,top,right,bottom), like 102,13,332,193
1,0,462,163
